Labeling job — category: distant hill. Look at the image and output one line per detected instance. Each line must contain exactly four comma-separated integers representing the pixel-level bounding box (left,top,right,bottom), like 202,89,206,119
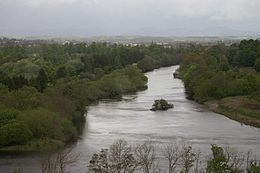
1,35,258,45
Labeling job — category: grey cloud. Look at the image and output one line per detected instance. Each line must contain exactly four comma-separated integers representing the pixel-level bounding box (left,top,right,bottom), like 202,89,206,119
0,0,260,36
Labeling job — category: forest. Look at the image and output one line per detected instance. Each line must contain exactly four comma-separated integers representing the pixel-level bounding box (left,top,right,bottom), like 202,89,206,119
179,39,260,127
0,40,182,151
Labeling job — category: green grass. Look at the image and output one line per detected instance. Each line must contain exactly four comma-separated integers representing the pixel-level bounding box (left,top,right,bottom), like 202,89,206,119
206,96,260,128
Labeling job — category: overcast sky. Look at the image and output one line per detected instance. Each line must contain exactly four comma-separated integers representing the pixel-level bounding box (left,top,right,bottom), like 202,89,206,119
1,0,260,36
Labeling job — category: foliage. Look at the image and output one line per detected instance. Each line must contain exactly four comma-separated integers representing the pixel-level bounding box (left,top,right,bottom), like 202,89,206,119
254,58,260,72
179,145,196,173
207,145,231,173
5,86,40,110
0,58,40,78
41,147,78,173
0,121,33,146
150,99,173,111
89,140,138,173
0,40,183,151
179,40,260,103
55,66,67,79
247,162,260,173
0,107,18,126
137,56,159,72
36,68,48,92
88,140,156,173
18,108,77,142
88,139,258,173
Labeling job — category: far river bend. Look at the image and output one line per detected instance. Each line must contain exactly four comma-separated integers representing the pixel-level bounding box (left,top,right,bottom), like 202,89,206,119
1,65,260,173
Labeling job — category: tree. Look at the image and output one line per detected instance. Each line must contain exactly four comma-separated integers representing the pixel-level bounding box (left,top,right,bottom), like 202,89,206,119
1,76,15,91
12,75,29,90
88,139,138,173
179,145,196,173
36,68,48,92
80,55,94,72
238,40,260,67
41,147,79,173
254,58,260,72
19,108,77,142
207,145,231,173
8,86,39,110
137,56,158,72
163,143,180,173
0,121,33,146
150,99,173,111
109,139,137,173
247,162,260,173
217,55,230,71
55,66,67,79
226,44,239,66
134,142,156,173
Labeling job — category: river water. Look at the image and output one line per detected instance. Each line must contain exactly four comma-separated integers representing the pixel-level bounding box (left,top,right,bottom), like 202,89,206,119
1,66,260,173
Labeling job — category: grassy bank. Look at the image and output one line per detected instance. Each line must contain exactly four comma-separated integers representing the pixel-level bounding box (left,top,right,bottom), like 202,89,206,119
174,68,260,128
206,97,260,128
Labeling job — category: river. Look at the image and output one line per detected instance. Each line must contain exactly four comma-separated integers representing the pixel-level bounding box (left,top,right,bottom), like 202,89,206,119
1,65,260,173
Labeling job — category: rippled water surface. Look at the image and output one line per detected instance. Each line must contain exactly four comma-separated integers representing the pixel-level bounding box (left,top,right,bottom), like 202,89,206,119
1,66,260,173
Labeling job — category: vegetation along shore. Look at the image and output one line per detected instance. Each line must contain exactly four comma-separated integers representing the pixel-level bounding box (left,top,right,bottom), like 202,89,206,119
0,39,182,151
179,39,260,128
1,37,260,153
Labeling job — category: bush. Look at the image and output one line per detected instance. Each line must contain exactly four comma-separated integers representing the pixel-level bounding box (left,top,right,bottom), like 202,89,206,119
7,86,40,110
206,145,231,173
254,58,260,72
137,56,158,72
0,108,18,126
18,108,77,142
150,99,174,111
0,121,33,146
247,162,260,173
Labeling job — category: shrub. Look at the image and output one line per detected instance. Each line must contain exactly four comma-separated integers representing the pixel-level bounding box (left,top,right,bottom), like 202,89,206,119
0,121,32,146
207,145,231,173
0,108,18,126
18,108,77,142
254,58,260,72
150,99,173,111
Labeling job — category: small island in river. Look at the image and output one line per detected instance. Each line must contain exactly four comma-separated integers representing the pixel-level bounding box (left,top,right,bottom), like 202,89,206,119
150,99,174,111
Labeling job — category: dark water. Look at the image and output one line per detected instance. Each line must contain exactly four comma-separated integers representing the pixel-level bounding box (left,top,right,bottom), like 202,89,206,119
1,66,260,173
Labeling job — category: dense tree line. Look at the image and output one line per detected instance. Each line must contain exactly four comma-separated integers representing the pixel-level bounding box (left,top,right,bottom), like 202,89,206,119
0,42,182,90
178,39,260,128
0,65,148,150
179,40,260,103
0,41,182,151
227,39,260,70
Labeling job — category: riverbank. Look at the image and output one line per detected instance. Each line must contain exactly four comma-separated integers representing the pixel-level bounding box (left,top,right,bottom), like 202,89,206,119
174,67,260,129
176,39,260,129
205,97,260,128
173,69,182,79
0,65,148,152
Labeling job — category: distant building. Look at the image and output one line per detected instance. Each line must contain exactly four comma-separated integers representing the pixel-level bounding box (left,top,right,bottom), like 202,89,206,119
62,40,71,45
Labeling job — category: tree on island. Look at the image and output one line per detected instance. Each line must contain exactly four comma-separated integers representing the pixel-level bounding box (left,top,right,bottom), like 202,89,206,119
150,99,173,111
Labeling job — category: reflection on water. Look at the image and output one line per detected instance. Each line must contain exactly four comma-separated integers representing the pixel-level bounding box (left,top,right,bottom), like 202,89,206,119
1,66,260,173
